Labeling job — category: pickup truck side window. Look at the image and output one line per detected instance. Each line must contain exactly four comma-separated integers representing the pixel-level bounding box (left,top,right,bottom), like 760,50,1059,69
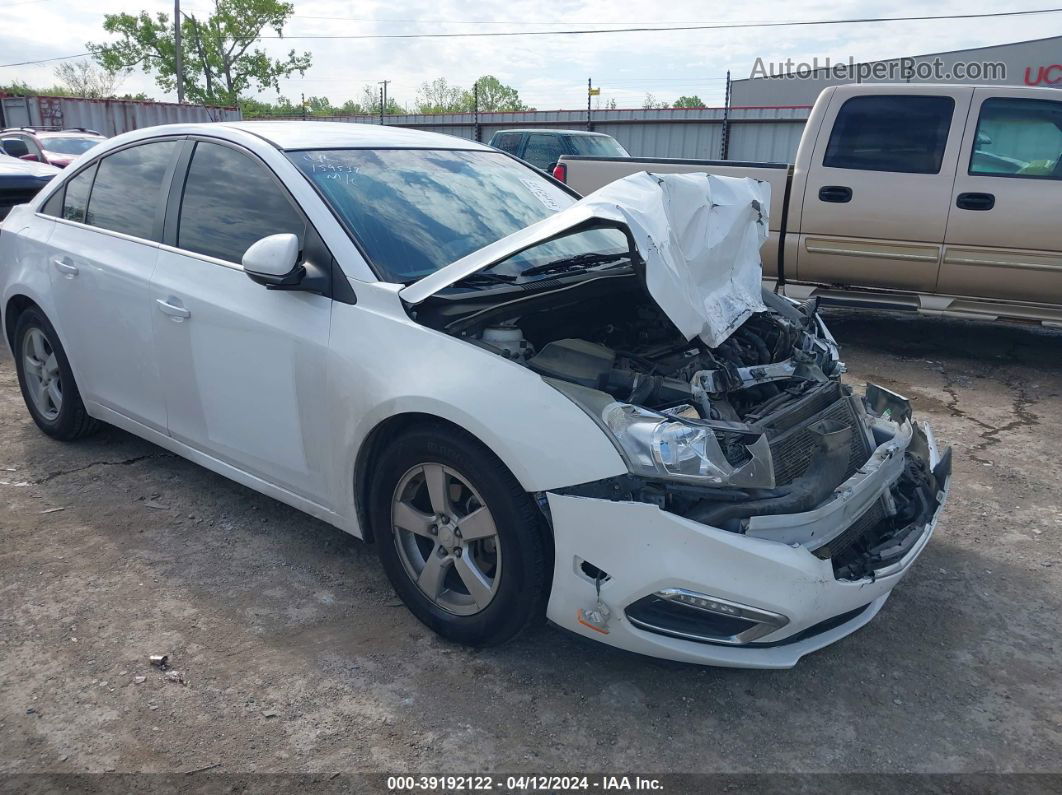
823,95,955,175
491,133,523,156
969,97,1062,180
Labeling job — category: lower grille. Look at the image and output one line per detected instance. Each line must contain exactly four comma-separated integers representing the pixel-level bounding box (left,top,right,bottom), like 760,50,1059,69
767,391,871,486
811,499,887,561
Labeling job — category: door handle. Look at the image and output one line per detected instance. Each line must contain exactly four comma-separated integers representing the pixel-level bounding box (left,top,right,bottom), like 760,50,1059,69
956,192,995,211
818,185,853,203
156,298,191,321
50,255,79,277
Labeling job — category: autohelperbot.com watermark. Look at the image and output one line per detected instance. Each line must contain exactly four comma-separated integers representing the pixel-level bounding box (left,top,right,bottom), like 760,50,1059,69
750,56,1007,82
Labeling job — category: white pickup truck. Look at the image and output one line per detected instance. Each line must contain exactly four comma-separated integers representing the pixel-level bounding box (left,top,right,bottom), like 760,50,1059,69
556,83,1062,325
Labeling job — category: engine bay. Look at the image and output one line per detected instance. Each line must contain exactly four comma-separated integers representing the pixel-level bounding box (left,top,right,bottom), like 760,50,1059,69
423,277,845,427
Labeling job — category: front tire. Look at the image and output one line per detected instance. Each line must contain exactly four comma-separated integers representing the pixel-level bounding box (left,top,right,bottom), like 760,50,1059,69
13,307,100,441
370,425,550,646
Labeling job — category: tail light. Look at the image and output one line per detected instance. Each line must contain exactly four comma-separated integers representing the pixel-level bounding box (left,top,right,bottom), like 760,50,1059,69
552,162,567,183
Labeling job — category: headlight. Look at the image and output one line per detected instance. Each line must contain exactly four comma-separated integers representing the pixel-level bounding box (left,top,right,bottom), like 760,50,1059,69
546,379,775,488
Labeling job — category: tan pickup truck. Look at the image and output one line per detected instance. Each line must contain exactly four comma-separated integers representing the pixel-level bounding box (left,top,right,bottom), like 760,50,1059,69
556,84,1062,326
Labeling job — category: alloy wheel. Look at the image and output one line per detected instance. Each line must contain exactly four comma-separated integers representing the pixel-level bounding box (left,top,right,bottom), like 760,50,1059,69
390,463,502,616
22,327,62,421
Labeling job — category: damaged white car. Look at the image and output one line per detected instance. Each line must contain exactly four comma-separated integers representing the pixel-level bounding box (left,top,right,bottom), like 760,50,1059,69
0,122,951,668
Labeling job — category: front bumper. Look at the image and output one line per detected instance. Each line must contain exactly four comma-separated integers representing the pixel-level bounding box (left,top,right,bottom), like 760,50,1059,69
544,421,950,669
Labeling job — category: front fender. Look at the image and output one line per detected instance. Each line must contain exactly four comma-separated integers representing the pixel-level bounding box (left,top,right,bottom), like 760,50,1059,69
326,284,628,529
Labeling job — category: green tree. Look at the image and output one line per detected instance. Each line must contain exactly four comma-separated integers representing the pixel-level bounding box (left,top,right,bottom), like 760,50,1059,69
415,77,473,114
354,83,405,115
88,0,312,106
0,80,64,97
472,75,530,111
673,95,705,108
304,95,335,115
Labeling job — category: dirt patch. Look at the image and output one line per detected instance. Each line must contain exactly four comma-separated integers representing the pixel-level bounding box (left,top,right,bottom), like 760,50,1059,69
1,310,1061,774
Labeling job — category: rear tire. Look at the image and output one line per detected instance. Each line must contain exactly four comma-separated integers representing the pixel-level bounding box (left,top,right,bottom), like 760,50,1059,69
370,425,550,646
13,307,100,441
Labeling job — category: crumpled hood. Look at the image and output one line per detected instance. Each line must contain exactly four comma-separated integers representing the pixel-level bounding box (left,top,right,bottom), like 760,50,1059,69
400,171,771,348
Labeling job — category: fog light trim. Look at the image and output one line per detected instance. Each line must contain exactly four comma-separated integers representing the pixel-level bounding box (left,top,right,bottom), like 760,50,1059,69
625,588,789,645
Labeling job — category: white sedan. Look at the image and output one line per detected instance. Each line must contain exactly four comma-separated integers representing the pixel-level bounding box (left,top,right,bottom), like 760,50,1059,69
0,122,950,668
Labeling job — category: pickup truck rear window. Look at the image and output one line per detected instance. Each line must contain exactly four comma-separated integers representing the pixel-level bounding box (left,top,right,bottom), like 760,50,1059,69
567,135,629,158
823,95,955,175
289,148,576,283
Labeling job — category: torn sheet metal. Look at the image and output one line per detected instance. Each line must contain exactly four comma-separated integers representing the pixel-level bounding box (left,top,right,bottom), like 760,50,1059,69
400,171,771,348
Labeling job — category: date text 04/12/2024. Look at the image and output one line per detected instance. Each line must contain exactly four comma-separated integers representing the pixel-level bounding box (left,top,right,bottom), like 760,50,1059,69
386,775,665,791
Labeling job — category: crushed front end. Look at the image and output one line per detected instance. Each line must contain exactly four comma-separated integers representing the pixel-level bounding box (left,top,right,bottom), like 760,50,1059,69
407,172,951,667
528,294,950,667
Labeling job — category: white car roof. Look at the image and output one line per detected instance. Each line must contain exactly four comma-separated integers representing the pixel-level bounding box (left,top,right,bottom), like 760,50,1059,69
198,121,492,151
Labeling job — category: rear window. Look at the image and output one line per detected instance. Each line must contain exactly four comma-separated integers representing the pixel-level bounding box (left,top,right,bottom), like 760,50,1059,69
289,148,576,282
567,135,629,158
39,137,102,156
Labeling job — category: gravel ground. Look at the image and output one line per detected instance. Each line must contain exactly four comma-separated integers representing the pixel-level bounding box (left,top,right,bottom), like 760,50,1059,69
0,309,1060,775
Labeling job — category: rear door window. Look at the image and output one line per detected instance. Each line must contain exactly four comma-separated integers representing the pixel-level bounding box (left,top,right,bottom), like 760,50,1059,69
823,95,955,174
522,134,568,170
176,141,305,264
85,141,178,240
60,163,97,223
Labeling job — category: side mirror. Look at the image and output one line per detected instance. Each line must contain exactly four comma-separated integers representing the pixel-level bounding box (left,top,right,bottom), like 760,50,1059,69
241,233,303,287
19,153,40,162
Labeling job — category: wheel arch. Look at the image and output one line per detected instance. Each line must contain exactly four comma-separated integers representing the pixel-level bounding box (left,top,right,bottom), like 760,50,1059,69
4,294,40,353
353,411,547,544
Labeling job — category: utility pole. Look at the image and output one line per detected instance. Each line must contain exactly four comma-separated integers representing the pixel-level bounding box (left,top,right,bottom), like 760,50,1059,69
587,78,592,131
174,0,184,103
720,70,732,160
378,79,390,116
473,80,480,142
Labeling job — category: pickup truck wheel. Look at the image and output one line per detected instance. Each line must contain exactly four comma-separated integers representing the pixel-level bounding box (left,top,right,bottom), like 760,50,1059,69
370,426,549,646
13,308,100,441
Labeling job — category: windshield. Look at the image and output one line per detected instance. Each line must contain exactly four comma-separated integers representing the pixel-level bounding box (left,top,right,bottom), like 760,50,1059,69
40,137,101,155
568,135,629,158
288,148,578,283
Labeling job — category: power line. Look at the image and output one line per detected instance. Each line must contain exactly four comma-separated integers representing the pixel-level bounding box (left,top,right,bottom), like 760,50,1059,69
0,52,89,69
291,15,784,25
259,7,1062,39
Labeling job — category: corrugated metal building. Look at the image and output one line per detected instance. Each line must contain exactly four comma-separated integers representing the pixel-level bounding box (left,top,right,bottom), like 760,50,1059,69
0,94,242,137
730,35,1062,107
267,105,812,163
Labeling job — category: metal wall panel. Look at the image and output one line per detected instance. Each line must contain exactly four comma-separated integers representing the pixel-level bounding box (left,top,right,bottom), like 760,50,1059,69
0,95,241,136
244,106,813,162
728,121,808,162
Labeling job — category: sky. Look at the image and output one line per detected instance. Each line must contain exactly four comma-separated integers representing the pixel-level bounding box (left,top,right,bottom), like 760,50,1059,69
0,0,1059,110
